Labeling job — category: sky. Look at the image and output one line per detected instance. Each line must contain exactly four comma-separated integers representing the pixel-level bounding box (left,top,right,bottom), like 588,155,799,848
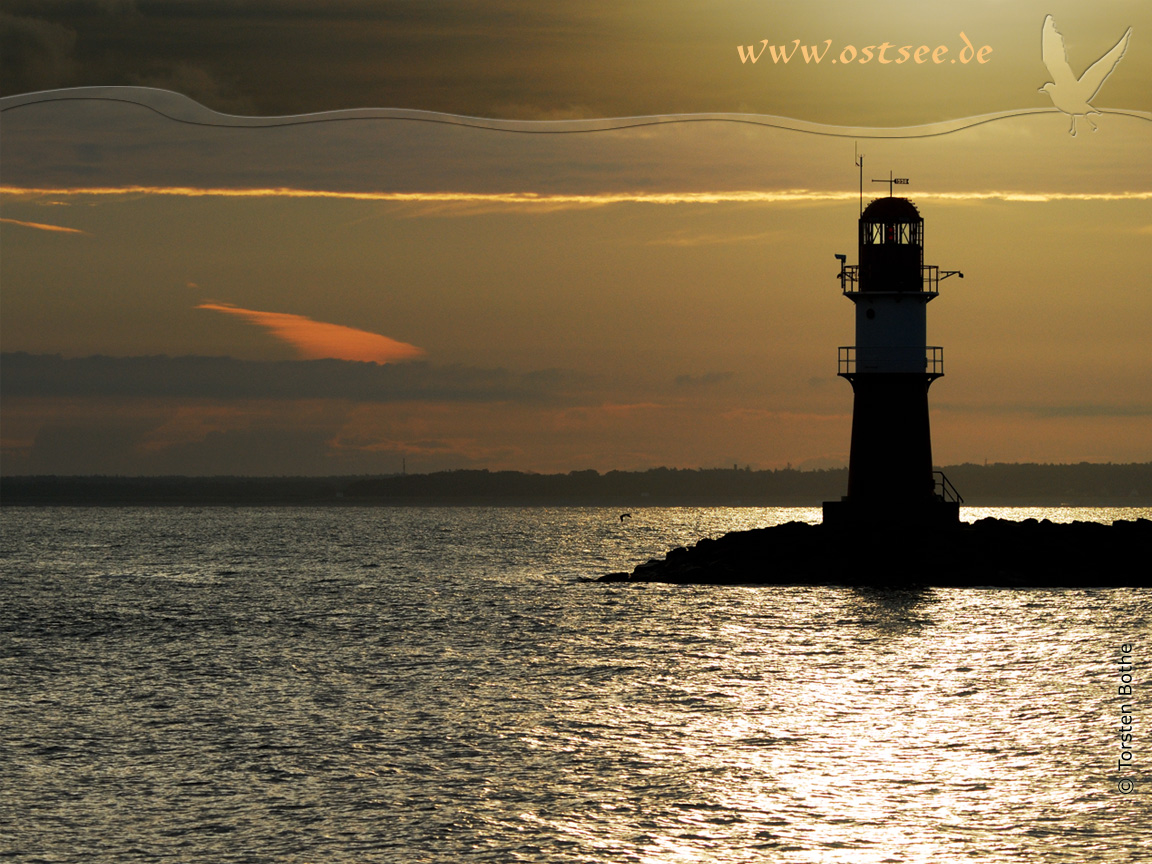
1,0,1150,475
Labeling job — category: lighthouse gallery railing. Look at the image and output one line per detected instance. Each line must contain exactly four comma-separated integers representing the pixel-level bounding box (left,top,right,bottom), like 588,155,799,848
838,264,955,296
838,346,944,377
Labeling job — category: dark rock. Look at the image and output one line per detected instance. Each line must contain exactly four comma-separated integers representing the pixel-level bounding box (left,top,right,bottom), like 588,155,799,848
597,518,1151,587
598,572,630,583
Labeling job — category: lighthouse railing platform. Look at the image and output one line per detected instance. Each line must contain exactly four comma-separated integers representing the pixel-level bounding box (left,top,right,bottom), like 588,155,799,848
837,264,958,297
933,471,964,505
838,346,944,377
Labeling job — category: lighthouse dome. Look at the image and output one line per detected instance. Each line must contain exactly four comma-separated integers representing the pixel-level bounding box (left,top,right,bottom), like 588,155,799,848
862,197,921,222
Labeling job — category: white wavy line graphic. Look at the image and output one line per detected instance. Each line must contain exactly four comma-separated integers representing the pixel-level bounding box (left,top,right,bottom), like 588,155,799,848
2,86,1149,138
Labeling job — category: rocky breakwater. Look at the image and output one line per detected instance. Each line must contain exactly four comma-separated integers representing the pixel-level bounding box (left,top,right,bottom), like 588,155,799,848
598,518,1151,587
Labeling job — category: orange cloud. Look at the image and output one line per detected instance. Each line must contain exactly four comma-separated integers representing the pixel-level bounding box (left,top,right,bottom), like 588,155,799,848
198,303,424,364
0,216,88,234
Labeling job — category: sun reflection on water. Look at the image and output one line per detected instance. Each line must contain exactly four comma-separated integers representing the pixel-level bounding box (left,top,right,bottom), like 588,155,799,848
2,507,1148,862
963,506,1151,524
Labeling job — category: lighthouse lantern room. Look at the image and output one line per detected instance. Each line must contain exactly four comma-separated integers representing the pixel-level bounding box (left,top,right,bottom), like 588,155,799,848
822,187,963,528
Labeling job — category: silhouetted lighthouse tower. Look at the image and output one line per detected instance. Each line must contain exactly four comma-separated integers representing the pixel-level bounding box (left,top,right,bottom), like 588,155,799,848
823,175,963,527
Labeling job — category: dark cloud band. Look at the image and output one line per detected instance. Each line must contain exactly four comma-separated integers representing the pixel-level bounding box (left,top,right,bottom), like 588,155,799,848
1,352,587,403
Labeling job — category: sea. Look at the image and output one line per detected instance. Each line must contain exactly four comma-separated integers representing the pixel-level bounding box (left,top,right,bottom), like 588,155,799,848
1,506,1149,863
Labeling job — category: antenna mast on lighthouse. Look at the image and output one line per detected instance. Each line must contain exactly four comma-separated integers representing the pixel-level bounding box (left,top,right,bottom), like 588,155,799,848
855,143,864,217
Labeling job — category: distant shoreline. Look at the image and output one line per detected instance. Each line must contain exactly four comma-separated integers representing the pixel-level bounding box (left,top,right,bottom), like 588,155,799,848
3,463,1150,507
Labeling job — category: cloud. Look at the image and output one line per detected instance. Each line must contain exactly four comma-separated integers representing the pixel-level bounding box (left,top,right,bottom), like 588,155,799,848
6,185,1150,210
934,402,1152,418
127,62,253,115
550,402,667,430
2,398,549,476
2,89,1149,205
0,216,88,234
0,354,599,474
0,12,78,94
0,353,589,404
3,3,1149,124
649,230,783,247
196,303,424,364
9,412,344,476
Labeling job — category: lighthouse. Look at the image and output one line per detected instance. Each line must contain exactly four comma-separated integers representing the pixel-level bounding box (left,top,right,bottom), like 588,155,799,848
822,186,963,528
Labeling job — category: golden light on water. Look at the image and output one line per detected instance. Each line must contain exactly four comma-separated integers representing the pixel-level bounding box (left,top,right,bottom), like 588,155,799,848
3,505,1148,861
964,507,1152,523
513,572,1141,863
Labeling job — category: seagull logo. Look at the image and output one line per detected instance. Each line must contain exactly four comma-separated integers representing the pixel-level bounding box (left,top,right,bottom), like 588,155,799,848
1039,15,1132,135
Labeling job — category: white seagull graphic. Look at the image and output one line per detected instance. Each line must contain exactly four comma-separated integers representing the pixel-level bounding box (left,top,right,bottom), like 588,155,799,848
1039,15,1132,135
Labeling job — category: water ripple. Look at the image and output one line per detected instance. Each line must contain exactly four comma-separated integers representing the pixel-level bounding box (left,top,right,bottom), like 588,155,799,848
2,506,1149,861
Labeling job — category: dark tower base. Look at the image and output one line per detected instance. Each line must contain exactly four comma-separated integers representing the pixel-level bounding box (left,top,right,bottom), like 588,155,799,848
821,497,960,529
822,373,959,529
848,374,934,505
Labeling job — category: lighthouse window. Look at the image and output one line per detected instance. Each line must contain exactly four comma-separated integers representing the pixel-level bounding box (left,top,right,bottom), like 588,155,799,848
863,222,922,245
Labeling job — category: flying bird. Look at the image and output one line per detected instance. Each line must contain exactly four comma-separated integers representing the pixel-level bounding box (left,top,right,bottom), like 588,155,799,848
1039,15,1132,136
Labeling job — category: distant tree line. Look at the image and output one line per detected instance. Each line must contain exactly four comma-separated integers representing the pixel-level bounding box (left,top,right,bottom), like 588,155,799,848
3,463,1150,506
